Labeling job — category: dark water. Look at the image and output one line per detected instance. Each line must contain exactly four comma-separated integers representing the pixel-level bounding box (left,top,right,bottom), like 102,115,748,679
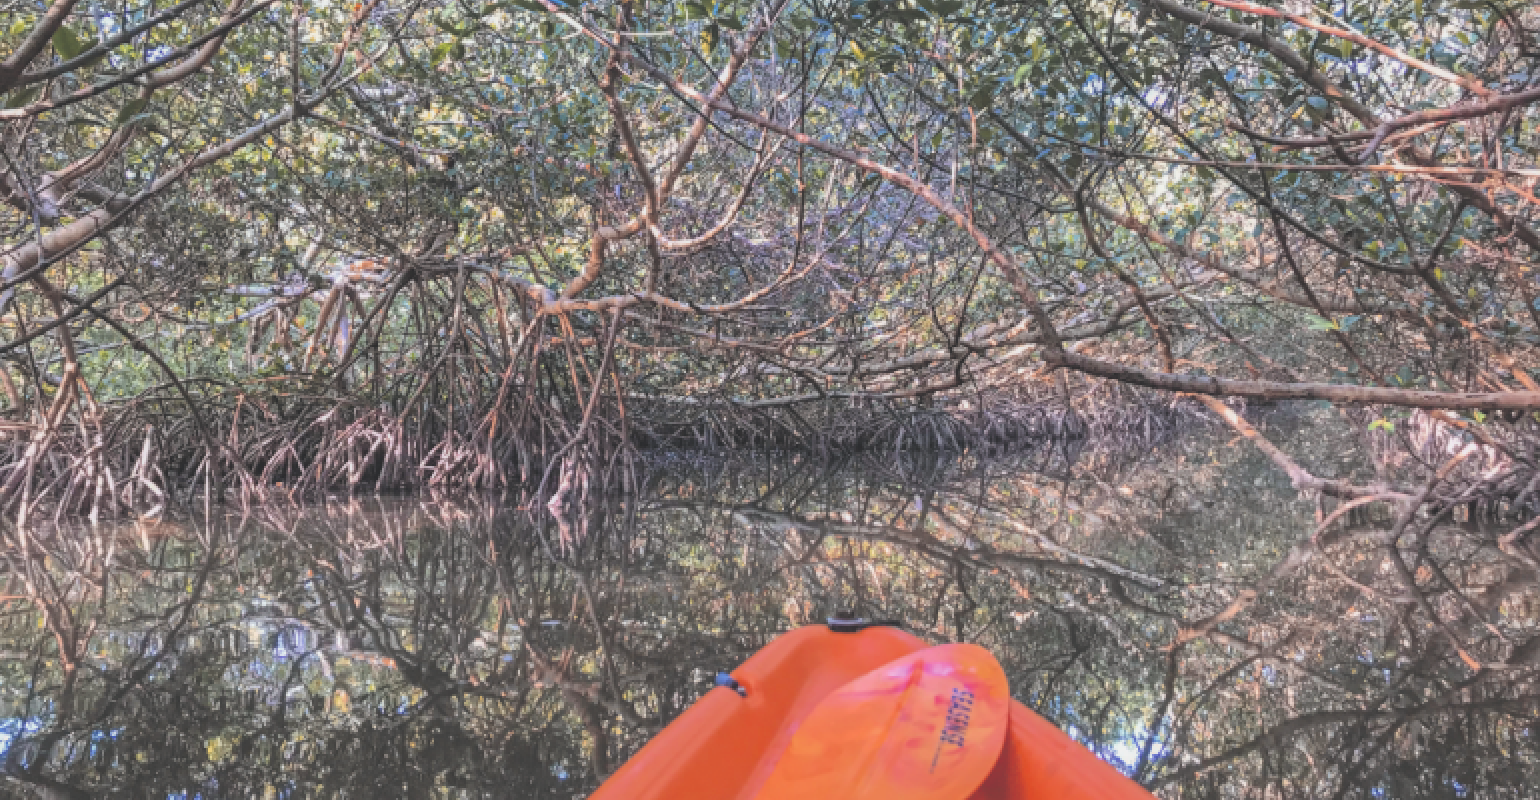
1,415,1537,798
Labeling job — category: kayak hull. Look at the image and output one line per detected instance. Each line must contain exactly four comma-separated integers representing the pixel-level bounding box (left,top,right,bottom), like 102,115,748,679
591,625,1153,799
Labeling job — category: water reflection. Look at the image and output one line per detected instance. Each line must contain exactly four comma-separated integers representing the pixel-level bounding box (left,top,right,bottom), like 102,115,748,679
0,419,1537,798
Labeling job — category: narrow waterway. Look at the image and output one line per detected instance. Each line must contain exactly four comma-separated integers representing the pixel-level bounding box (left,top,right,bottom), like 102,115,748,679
0,410,1535,798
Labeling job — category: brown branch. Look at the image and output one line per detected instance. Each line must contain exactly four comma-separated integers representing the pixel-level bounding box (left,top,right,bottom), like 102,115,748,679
0,0,280,121
1139,0,1377,125
144,0,248,88
1069,352,1540,411
1198,0,1491,97
0,0,79,94
11,0,207,87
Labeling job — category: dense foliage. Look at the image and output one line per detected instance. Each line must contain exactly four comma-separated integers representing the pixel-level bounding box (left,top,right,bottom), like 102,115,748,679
2,0,1540,508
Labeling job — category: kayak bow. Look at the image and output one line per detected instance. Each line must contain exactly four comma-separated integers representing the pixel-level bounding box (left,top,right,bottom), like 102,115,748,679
590,622,1154,800
753,643,1010,800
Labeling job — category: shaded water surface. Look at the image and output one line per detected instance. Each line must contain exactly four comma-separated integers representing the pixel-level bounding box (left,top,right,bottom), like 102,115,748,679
1,415,1537,798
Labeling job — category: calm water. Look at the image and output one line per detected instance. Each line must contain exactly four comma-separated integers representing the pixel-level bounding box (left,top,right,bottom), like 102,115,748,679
1,413,1536,798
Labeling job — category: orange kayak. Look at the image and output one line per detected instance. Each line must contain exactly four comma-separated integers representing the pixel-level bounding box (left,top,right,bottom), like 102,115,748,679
591,620,1154,799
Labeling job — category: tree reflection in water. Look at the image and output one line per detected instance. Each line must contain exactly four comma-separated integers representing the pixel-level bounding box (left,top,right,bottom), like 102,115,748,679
0,415,1537,798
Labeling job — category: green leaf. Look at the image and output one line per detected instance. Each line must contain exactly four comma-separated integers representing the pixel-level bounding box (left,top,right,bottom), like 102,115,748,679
968,83,997,110
1304,314,1339,331
1368,418,1394,432
1336,37,1352,59
682,1,710,20
1303,95,1330,123
115,99,148,123
716,15,745,31
3,85,41,109
52,26,88,60
432,17,467,36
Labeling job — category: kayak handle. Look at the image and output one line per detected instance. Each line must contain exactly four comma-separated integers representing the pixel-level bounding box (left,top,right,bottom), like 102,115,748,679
826,610,903,634
714,672,746,697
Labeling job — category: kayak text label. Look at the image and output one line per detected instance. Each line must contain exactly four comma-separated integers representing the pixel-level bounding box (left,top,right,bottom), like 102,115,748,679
929,686,977,772
939,687,974,748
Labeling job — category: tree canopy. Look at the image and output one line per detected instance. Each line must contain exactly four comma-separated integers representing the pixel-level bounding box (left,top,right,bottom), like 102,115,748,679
2,0,1540,510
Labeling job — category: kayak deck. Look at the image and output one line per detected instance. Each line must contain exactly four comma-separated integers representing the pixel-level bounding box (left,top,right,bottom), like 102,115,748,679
591,624,1153,799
